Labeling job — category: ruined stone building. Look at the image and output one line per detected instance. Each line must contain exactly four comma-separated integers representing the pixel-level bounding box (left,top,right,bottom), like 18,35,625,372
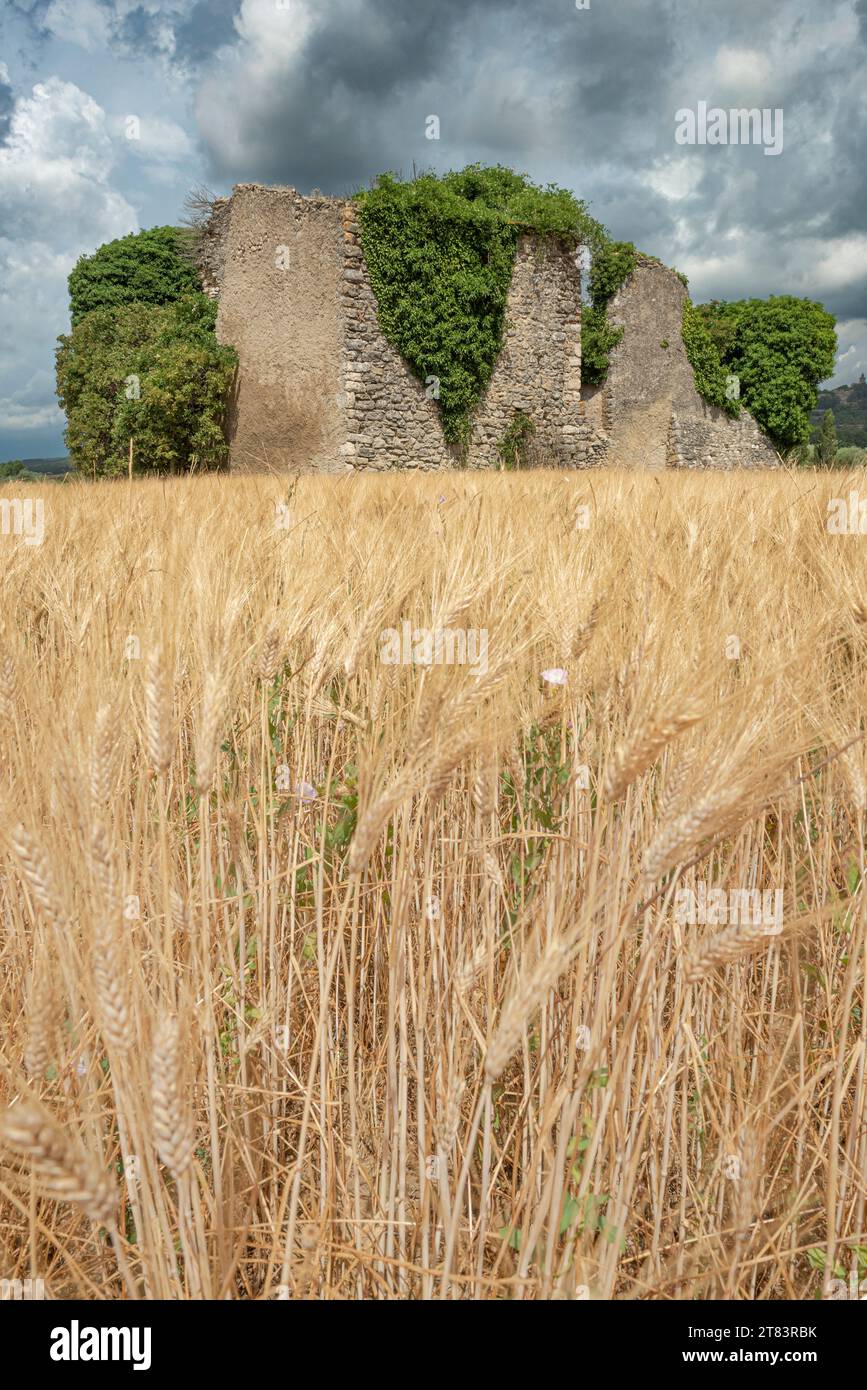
198,185,779,472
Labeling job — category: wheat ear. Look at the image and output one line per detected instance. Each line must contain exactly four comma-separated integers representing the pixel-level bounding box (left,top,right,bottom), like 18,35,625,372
0,1099,116,1227
151,1012,195,1179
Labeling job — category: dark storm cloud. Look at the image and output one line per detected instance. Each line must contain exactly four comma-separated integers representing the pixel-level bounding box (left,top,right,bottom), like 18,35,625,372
170,0,242,67
197,0,682,192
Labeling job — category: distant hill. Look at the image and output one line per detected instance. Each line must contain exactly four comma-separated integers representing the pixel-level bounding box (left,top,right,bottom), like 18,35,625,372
0,457,73,476
811,378,867,447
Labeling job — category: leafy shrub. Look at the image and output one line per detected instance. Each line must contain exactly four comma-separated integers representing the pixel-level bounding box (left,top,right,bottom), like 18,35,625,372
68,227,201,325
814,409,839,468
694,297,837,449
0,460,38,481
497,411,536,469
682,300,739,416
356,166,603,446
56,294,237,477
835,445,867,467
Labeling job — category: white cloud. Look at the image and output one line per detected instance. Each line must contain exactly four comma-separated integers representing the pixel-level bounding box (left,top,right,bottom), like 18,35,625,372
113,113,196,163
810,235,867,295
713,46,772,94
42,0,112,52
0,78,137,437
830,318,867,387
0,372,64,431
643,157,704,203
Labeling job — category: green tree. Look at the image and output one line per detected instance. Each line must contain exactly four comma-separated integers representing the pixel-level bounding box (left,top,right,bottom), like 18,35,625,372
695,297,837,450
814,409,839,468
67,226,200,325
0,459,38,481
55,294,237,477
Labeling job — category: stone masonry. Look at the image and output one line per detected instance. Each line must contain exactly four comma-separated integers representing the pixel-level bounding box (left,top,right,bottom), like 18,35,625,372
202,186,778,472
582,254,780,470
466,234,606,469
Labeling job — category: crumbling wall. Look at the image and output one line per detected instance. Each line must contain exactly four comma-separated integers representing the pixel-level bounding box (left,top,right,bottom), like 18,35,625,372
214,185,347,472
466,236,602,468
205,186,778,474
339,204,454,470
197,197,231,299
592,256,779,470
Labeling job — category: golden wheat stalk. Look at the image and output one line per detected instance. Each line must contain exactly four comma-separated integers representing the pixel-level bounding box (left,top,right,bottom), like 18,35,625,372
0,648,21,723
195,665,227,794
89,820,120,918
685,920,781,983
604,702,703,802
151,1011,195,1179
90,703,118,807
23,956,56,1081
485,935,573,1082
144,648,172,774
91,916,132,1053
9,824,68,931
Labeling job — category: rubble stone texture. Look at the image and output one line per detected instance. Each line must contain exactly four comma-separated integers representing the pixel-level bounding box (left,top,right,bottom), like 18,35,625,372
202,187,779,472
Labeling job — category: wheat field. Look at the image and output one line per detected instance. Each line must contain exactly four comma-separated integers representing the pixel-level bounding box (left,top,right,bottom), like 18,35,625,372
1,467,866,1301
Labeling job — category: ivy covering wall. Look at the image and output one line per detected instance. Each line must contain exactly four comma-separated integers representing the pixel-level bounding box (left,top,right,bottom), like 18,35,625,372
355,166,605,444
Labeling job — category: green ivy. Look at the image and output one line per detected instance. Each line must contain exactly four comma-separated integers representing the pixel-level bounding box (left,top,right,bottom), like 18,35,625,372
497,410,536,469
681,299,740,417
580,240,637,386
355,166,604,447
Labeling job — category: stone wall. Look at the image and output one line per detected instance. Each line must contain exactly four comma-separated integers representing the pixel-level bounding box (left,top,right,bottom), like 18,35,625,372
203,185,779,473
590,255,779,470
466,236,601,468
197,197,231,299
339,204,454,470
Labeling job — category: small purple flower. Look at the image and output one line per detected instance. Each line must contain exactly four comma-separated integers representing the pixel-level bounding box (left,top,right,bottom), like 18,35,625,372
295,781,317,803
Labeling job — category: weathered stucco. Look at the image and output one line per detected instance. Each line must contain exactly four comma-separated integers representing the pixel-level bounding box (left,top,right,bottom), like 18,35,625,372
592,255,780,470
215,186,346,472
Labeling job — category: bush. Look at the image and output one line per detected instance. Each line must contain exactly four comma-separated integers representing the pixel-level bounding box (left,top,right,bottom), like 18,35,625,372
56,294,237,477
694,297,837,449
836,445,867,468
497,410,536,469
356,166,603,447
682,300,739,417
0,460,37,481
814,409,839,468
68,227,201,326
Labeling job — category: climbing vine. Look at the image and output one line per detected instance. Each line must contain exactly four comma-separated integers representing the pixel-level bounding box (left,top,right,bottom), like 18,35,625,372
682,299,740,417
580,240,638,386
355,166,604,447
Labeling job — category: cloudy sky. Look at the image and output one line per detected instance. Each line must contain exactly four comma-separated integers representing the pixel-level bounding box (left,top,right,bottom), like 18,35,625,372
1,0,865,462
